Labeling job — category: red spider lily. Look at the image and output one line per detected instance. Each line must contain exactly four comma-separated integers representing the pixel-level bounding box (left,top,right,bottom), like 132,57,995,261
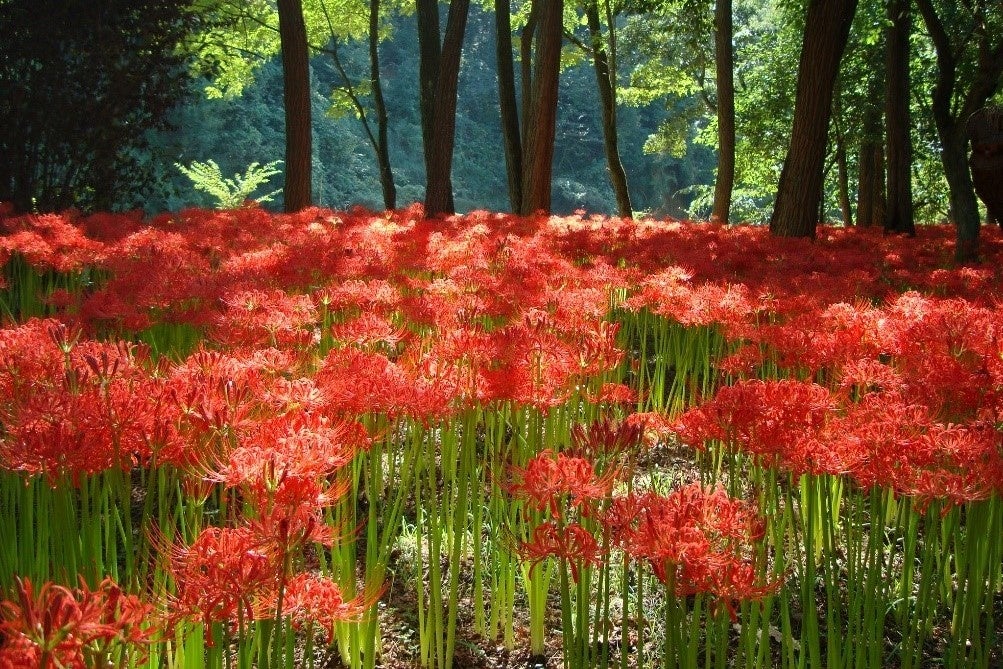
165,526,278,639
212,412,363,491
608,484,776,617
331,312,411,351
0,576,153,668
212,289,317,351
0,324,173,482
0,213,104,272
415,326,501,407
313,278,402,315
518,522,602,583
508,450,620,519
672,379,836,476
257,573,378,643
316,347,451,420
586,382,638,406
573,321,624,376
569,417,644,464
825,392,1003,504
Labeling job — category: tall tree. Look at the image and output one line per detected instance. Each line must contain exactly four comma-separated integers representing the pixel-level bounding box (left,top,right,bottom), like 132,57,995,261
853,54,886,228
318,0,397,209
711,0,736,222
519,0,565,214
277,0,313,211
884,0,913,235
495,0,523,213
583,0,633,218
832,104,853,226
769,0,857,237
192,0,401,211
914,0,1003,262
418,0,471,217
0,0,197,211
368,0,396,209
967,106,1003,225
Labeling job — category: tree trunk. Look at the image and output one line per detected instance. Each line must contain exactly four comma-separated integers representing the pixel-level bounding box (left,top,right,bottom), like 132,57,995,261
968,108,1003,225
711,0,736,223
942,127,982,261
884,0,913,235
855,87,884,228
370,0,396,210
585,1,632,218
416,0,442,210
915,0,1003,262
495,0,523,213
519,0,564,215
856,142,885,228
769,0,857,237
423,0,470,217
835,126,852,226
277,0,312,212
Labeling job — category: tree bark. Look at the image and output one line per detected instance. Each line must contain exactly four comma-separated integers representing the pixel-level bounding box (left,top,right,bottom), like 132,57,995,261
856,141,885,227
585,1,632,218
416,0,442,210
277,0,312,212
768,0,857,237
942,127,982,259
855,83,884,228
968,108,1003,225
835,123,853,226
884,0,913,235
495,0,523,213
519,0,564,215
370,0,396,210
423,0,470,217
711,0,736,223
915,0,1003,262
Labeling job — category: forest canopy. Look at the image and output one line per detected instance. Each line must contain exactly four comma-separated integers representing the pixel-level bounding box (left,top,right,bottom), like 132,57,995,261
1,0,1001,258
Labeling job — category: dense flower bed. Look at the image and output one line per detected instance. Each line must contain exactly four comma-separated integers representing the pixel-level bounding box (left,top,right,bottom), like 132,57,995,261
1,205,1001,669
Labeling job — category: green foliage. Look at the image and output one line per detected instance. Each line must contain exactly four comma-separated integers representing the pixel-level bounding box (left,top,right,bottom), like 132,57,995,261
176,159,283,208
643,111,697,158
142,5,711,217
0,0,200,211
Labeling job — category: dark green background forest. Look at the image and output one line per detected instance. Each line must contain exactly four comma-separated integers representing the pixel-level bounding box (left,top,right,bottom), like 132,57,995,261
3,0,1001,242
146,8,712,218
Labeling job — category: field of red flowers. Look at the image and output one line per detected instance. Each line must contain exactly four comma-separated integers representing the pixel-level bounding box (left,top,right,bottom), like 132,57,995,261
1,204,1001,669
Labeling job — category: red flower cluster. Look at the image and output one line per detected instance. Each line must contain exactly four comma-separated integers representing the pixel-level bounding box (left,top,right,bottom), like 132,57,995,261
607,484,777,616
5,204,1003,660
508,449,620,518
0,577,152,668
674,380,1003,504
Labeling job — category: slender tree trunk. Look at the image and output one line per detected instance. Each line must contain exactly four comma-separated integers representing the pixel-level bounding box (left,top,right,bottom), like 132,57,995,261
835,127,852,226
423,0,470,216
519,0,563,215
856,142,885,227
942,127,982,260
769,0,857,237
884,0,913,235
915,0,1003,261
370,0,396,210
416,0,441,207
520,5,538,145
495,0,523,213
277,0,312,212
856,87,884,228
711,0,736,223
968,108,1003,225
585,1,632,218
